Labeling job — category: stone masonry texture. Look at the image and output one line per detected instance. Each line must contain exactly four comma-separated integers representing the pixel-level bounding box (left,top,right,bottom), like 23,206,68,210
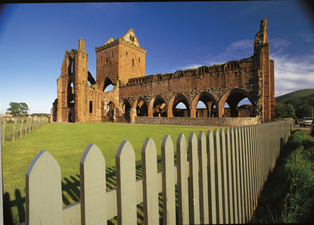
51,19,275,126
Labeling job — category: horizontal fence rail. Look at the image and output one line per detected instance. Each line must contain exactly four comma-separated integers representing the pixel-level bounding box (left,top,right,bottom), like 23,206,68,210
1,117,49,143
22,120,294,224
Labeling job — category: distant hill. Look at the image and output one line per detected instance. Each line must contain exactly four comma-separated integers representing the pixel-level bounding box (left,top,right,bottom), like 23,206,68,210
276,89,314,102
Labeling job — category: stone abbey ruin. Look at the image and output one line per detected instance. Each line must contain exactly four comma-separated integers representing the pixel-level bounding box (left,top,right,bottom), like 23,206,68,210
51,18,275,126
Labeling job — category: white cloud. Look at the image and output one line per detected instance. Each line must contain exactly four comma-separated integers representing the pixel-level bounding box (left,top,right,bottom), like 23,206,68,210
205,39,253,65
270,38,290,55
226,40,253,52
272,53,314,96
299,33,314,42
181,64,204,70
179,39,254,70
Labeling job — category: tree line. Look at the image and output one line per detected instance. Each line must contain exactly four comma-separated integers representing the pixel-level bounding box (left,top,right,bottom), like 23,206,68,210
276,96,314,119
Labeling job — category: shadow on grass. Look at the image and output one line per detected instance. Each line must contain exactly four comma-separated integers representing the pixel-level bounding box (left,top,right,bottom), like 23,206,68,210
249,130,314,223
3,190,25,225
4,153,175,224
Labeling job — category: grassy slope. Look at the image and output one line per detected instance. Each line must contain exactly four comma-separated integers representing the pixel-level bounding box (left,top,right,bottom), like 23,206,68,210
275,89,314,102
249,130,314,223
2,122,221,224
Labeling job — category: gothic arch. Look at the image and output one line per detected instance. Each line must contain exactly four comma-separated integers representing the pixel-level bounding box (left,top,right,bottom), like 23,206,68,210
191,92,218,118
133,97,148,117
148,95,167,117
68,57,74,74
218,89,254,117
100,77,115,92
224,61,240,70
122,98,132,116
106,100,118,119
168,93,190,117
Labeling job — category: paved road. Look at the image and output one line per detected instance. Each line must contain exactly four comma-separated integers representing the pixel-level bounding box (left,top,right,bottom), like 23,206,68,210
294,124,312,135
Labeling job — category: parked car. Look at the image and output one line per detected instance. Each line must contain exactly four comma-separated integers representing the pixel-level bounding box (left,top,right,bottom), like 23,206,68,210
311,120,314,136
299,117,314,127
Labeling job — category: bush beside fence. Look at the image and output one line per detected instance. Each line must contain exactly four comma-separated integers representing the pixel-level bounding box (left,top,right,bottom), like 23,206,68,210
22,120,293,224
1,117,49,143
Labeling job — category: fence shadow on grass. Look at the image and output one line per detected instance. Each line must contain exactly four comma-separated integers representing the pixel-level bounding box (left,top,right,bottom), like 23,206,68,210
3,189,25,225
4,152,177,224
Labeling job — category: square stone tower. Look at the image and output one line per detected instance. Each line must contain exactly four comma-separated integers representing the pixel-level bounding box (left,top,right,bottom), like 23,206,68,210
95,28,147,91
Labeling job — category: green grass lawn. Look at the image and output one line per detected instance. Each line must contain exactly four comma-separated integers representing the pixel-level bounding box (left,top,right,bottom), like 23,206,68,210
2,122,221,225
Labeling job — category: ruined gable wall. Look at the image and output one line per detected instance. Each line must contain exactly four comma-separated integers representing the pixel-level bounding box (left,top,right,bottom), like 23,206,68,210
56,50,76,122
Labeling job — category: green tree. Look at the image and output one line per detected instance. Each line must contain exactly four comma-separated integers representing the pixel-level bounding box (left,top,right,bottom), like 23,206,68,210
275,102,286,118
7,102,29,116
285,103,295,118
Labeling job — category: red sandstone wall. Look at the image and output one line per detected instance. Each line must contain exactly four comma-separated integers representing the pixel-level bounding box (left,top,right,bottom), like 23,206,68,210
120,58,254,98
96,44,119,87
135,117,260,127
118,43,146,84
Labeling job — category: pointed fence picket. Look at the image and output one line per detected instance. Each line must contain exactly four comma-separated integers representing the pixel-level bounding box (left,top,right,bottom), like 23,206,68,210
23,120,294,225
177,133,189,225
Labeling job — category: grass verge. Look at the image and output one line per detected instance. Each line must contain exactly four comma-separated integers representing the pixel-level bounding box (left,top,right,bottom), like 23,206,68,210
249,129,314,223
2,122,221,225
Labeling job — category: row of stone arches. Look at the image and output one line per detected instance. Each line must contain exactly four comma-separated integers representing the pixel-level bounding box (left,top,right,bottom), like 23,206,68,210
113,89,255,119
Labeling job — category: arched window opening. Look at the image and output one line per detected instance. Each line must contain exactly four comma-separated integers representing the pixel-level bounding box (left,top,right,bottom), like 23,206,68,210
195,92,218,117
153,97,167,117
103,77,115,92
107,102,115,117
223,91,253,117
196,101,207,117
225,61,240,71
237,97,253,117
172,94,190,117
174,101,189,117
68,58,74,74
104,84,114,92
67,81,75,107
137,100,148,117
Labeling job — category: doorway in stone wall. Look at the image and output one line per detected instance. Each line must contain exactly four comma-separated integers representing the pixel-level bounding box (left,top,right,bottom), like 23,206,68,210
68,112,73,122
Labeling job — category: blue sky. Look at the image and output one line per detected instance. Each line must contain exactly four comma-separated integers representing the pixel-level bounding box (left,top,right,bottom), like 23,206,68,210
0,2,313,114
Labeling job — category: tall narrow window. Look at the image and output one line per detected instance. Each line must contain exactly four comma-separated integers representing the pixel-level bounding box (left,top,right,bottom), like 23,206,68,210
69,58,74,74
132,59,134,66
138,57,140,63
89,101,93,113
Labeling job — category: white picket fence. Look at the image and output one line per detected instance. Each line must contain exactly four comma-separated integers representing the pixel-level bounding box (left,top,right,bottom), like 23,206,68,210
23,120,293,224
